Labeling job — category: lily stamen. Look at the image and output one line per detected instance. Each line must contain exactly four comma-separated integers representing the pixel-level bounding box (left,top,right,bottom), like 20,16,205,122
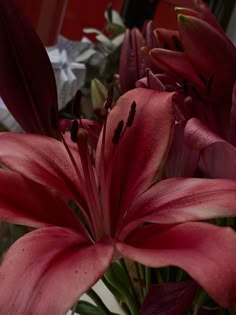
59,128,95,236
70,120,79,143
126,101,136,128
77,128,103,240
112,120,124,145
104,84,114,110
72,90,82,119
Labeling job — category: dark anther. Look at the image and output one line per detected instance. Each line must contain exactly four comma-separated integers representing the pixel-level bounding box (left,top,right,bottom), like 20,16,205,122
112,120,124,144
198,73,207,85
104,84,114,110
50,106,58,129
207,75,214,93
192,86,201,99
172,35,183,52
70,120,79,143
126,101,136,127
72,90,82,118
183,80,188,94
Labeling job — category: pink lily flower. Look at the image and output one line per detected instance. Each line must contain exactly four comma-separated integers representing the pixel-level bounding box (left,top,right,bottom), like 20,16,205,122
181,82,236,179
184,117,236,180
0,0,60,138
0,89,236,313
150,4,236,107
142,2,236,177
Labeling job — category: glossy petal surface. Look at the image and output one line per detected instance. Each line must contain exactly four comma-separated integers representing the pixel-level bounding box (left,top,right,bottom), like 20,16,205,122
178,15,236,103
0,227,113,315
185,118,236,179
117,222,236,308
0,169,82,230
96,88,175,231
150,49,205,90
0,132,87,209
119,177,236,239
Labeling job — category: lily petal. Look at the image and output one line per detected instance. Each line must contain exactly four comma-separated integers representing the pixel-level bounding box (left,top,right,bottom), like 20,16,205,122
0,132,88,211
0,0,59,137
0,169,83,231
164,123,200,178
185,118,236,179
119,28,144,93
178,15,236,104
150,49,205,90
143,21,158,49
229,82,236,146
96,88,175,231
155,28,182,51
0,227,113,315
117,222,236,308
194,0,232,40
135,69,166,91
119,177,236,239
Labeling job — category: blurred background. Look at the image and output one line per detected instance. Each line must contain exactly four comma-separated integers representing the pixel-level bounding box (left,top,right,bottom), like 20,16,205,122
17,0,236,46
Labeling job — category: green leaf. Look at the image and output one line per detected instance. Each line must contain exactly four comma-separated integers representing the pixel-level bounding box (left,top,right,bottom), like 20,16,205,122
106,262,133,293
91,79,108,109
105,262,139,315
75,300,119,315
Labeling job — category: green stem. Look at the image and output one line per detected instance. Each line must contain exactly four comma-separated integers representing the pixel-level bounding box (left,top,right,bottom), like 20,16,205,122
176,268,184,281
144,266,151,296
156,269,164,283
86,288,113,315
120,259,140,308
103,262,139,315
101,276,130,315
137,263,145,301
165,266,170,282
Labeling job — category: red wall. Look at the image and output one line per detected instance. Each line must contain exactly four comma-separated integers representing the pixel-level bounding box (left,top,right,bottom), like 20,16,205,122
154,0,195,29
18,0,195,45
18,0,67,45
61,0,195,40
61,0,124,40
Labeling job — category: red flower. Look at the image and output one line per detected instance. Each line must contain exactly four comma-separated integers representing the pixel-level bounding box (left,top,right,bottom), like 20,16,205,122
150,1,236,106
0,89,236,313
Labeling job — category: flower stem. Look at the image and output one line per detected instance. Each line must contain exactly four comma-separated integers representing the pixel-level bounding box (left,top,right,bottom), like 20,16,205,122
135,262,145,302
120,259,140,308
144,266,151,295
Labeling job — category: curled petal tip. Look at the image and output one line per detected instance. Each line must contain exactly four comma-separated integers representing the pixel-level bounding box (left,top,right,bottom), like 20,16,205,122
178,14,187,23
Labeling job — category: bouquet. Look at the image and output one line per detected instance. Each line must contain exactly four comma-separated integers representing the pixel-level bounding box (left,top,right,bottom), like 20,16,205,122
0,1,235,314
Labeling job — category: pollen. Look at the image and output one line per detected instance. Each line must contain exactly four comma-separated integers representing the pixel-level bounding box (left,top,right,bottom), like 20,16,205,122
112,120,124,144
126,101,136,127
104,84,114,110
70,120,79,143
